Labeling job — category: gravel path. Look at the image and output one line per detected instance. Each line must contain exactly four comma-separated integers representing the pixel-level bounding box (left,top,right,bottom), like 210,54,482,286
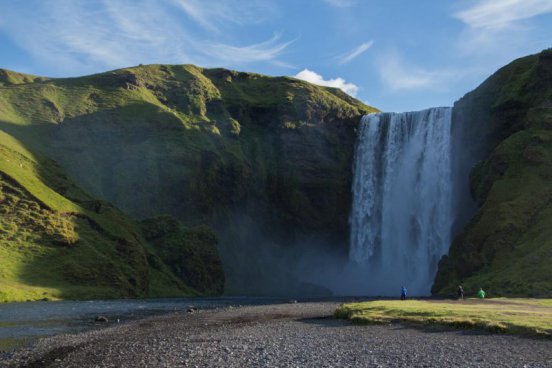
2,302,552,367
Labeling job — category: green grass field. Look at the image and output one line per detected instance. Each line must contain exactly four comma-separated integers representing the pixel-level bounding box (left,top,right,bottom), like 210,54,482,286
335,299,552,337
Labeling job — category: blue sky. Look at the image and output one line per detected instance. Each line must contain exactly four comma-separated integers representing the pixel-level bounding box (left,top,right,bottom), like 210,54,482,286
1,0,551,112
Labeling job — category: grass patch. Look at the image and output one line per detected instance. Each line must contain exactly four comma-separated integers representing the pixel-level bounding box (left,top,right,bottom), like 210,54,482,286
335,299,552,337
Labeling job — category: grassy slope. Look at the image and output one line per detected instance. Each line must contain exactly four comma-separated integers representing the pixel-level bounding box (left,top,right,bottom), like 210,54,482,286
433,49,552,297
0,64,376,295
0,130,205,302
335,299,552,337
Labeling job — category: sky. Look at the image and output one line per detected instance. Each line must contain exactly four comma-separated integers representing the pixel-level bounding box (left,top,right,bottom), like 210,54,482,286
1,0,551,112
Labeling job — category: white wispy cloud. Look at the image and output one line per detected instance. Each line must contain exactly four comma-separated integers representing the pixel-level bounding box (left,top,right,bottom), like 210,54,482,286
203,34,293,63
172,0,276,33
322,0,357,7
336,41,373,64
452,0,552,63
0,0,290,75
294,69,359,96
454,0,552,29
270,59,299,69
377,53,467,93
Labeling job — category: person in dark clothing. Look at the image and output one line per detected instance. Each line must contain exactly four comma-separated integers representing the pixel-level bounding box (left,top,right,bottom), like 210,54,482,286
400,286,407,300
457,285,464,300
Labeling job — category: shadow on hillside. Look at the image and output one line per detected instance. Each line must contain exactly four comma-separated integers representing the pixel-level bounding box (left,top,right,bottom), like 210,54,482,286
0,102,212,219
0,107,209,299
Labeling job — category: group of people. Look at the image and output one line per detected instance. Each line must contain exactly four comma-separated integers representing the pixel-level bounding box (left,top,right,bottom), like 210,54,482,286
398,285,486,300
457,285,486,300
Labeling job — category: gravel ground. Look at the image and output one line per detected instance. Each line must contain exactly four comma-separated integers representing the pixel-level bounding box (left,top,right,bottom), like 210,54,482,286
1,302,552,367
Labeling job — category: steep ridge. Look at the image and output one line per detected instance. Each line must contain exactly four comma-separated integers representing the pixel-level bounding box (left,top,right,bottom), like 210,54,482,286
433,49,552,297
0,65,376,295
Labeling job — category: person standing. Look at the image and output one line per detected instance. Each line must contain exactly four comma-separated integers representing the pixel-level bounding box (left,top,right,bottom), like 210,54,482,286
400,286,407,300
477,287,486,299
457,285,464,300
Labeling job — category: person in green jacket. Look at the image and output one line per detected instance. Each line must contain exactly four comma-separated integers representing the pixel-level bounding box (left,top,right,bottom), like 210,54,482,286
477,288,486,299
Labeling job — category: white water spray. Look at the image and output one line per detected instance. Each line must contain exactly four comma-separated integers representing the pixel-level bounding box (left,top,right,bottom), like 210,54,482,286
349,107,453,295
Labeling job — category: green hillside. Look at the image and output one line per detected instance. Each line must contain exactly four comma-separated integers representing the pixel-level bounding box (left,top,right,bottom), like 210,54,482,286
0,131,201,301
433,49,552,297
0,64,374,296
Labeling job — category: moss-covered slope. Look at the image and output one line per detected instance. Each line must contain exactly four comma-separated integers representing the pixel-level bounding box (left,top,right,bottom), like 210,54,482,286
433,49,552,297
141,216,224,295
0,64,375,295
0,130,223,301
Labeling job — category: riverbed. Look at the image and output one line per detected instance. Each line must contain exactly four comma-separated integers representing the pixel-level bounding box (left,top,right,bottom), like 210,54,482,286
0,296,307,352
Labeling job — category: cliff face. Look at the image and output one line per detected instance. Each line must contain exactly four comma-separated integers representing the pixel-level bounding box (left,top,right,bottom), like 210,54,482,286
0,65,375,295
433,49,552,297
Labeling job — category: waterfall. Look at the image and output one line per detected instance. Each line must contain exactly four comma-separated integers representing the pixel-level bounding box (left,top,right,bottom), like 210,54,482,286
349,107,453,295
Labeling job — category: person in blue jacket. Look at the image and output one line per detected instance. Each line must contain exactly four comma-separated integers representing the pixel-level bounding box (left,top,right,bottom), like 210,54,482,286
400,286,407,300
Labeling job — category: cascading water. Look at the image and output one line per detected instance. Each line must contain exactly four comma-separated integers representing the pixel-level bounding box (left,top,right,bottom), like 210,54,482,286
349,107,453,295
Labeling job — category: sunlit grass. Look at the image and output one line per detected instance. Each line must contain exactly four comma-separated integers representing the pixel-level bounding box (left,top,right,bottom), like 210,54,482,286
335,299,552,337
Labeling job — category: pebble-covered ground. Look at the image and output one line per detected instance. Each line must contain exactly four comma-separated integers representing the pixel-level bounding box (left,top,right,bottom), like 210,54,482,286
1,302,551,367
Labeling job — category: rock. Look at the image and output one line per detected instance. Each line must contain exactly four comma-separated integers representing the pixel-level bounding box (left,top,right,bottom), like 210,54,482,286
95,316,109,322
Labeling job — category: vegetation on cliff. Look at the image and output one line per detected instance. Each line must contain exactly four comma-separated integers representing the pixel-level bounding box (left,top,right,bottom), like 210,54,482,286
0,64,375,297
433,49,552,297
141,216,224,295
